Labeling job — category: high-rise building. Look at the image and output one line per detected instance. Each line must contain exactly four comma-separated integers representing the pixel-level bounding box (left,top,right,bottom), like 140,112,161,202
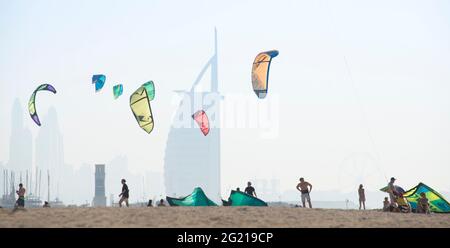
8,99,33,173
164,30,221,202
93,164,106,207
35,106,65,198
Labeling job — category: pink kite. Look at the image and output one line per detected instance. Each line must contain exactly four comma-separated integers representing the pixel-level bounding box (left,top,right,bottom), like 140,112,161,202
192,110,210,136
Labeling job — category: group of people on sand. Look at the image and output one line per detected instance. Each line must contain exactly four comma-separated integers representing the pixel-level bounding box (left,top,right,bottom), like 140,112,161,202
337,177,431,214
383,177,430,214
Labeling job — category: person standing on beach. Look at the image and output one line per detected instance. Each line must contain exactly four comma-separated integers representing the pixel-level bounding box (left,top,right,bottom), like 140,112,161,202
157,199,166,207
244,182,257,198
358,184,366,210
15,183,26,208
296,178,313,208
119,179,129,207
387,177,398,207
383,197,390,212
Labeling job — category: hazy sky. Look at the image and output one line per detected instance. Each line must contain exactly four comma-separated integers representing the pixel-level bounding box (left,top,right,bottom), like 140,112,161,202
1,0,449,195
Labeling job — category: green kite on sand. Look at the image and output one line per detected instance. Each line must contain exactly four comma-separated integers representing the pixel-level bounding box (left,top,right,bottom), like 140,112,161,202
222,190,268,207
403,183,450,213
166,187,218,206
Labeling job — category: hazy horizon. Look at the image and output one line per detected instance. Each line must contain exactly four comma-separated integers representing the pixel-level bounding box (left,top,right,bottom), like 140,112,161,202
1,0,450,205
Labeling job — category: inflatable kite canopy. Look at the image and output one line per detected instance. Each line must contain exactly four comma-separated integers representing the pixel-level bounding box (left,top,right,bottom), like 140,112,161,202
130,81,155,134
192,110,210,136
28,84,57,126
251,50,279,99
113,84,123,99
166,187,218,206
223,190,268,207
403,183,450,213
92,74,106,92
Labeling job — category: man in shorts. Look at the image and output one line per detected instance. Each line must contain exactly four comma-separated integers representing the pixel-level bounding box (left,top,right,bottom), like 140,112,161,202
296,178,313,208
16,183,26,208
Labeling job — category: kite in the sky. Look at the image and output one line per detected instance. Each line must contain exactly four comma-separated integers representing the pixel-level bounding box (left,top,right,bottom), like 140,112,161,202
130,81,155,134
251,50,279,99
192,110,209,136
92,74,106,92
113,84,123,99
28,84,57,126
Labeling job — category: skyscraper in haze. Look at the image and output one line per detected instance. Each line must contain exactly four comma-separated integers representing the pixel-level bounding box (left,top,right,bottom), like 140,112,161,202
35,106,64,189
164,30,221,202
7,99,33,173
93,164,106,207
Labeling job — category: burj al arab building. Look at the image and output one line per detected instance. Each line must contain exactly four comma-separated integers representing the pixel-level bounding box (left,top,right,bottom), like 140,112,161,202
164,30,221,202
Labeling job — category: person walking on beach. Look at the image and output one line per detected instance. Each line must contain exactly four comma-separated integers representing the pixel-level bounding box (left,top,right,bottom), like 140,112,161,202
244,182,257,198
119,179,129,207
296,178,313,208
358,184,366,210
297,177,312,208
15,183,26,209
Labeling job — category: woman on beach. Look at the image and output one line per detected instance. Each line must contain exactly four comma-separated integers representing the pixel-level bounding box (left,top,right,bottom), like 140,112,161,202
358,184,366,210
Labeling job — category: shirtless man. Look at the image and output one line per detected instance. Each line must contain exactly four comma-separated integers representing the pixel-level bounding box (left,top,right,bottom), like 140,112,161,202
16,183,26,208
296,178,313,208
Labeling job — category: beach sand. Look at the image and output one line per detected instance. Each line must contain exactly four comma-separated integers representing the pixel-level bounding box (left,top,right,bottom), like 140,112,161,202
0,207,449,228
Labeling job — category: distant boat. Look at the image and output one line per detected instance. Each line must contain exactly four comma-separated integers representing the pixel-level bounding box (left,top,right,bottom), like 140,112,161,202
49,197,65,208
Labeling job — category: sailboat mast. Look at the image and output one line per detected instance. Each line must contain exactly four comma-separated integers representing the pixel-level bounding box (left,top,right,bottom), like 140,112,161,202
26,170,28,194
39,170,42,199
35,167,38,196
47,170,50,203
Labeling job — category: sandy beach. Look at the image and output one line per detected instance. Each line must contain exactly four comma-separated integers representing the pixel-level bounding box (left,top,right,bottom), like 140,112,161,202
1,207,449,228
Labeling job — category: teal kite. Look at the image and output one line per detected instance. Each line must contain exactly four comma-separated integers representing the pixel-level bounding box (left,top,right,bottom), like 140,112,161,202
92,74,106,92
113,84,123,99
222,190,267,206
166,187,218,206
